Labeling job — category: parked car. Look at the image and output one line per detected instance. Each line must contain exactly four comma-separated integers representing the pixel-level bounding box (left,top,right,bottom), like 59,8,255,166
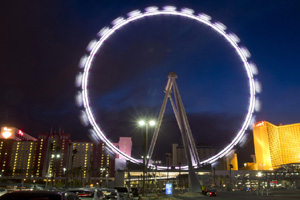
100,188,119,200
68,188,105,200
114,187,131,200
0,190,80,200
0,188,7,197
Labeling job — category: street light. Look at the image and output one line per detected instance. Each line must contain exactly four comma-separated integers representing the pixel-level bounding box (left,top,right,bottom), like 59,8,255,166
63,168,66,186
46,152,61,188
100,168,105,187
138,119,156,196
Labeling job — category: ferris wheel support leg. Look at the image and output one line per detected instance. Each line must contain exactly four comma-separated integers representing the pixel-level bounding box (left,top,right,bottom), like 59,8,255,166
170,74,201,193
171,80,201,167
147,77,173,167
169,93,200,167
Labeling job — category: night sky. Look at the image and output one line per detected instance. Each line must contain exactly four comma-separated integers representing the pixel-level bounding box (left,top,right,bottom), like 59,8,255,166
1,0,300,165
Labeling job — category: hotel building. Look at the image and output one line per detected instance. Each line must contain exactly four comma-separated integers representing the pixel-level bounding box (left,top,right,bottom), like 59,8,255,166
10,140,36,177
171,143,215,166
253,121,300,170
0,139,14,176
70,141,93,180
36,132,71,178
0,127,37,141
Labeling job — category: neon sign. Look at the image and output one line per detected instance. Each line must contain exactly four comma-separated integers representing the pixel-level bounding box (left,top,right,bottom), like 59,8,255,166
18,130,24,136
255,121,265,127
2,127,12,139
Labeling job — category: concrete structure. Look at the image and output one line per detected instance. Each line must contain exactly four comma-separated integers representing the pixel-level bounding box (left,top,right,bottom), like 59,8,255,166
253,121,300,170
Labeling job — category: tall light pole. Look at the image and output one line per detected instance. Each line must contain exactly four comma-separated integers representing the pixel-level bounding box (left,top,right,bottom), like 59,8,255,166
100,167,105,187
138,119,156,196
46,153,60,188
63,168,66,187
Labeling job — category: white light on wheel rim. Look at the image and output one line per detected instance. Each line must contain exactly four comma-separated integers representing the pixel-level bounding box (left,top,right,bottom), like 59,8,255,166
77,6,260,169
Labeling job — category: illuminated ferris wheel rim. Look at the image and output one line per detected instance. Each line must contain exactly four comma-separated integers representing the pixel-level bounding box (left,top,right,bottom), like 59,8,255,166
77,6,260,169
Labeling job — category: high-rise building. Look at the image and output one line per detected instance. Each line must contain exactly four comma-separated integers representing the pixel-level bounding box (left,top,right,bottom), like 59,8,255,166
0,139,14,176
171,143,215,166
92,142,115,178
0,127,37,177
70,141,93,180
35,132,71,178
253,121,300,170
118,137,132,159
223,150,238,170
10,140,36,177
0,126,128,184
0,127,37,141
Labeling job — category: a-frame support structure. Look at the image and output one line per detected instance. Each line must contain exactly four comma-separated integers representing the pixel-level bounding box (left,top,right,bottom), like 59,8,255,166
147,72,201,192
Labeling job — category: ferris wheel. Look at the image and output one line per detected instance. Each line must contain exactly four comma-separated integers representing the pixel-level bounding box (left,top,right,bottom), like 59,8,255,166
75,6,261,169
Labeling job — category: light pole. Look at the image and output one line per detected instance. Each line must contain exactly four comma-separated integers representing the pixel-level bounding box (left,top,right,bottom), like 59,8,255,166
46,153,60,188
138,119,156,196
100,168,105,187
229,163,233,189
63,168,66,187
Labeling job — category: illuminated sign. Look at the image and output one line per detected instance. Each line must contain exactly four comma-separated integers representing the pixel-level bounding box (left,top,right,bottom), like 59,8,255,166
18,130,24,136
255,121,265,127
166,183,172,195
2,127,12,139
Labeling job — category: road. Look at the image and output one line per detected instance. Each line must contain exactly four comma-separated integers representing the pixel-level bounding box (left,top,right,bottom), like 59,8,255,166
167,190,300,200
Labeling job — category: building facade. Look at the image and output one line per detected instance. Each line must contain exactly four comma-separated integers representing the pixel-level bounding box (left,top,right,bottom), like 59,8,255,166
253,121,300,170
10,140,36,177
0,127,37,141
0,127,128,183
0,139,14,176
171,143,215,166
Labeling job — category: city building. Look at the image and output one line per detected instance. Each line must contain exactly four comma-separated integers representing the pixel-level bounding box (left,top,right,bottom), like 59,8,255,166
0,139,14,176
36,132,71,178
10,140,36,177
0,125,151,187
0,127,124,185
117,137,132,159
166,152,172,167
0,127,37,177
214,149,238,171
224,150,238,171
92,142,115,178
253,121,300,170
171,143,215,166
69,141,93,181
0,127,37,141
